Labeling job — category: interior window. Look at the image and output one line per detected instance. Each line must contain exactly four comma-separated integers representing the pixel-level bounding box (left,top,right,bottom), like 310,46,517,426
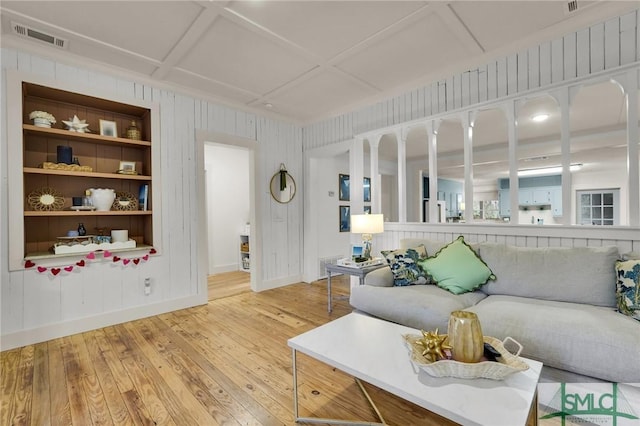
577,189,619,226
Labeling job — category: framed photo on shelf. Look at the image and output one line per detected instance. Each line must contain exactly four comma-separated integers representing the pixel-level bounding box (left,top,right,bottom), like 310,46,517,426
99,119,117,137
364,177,371,202
339,205,350,232
118,161,136,174
339,174,350,201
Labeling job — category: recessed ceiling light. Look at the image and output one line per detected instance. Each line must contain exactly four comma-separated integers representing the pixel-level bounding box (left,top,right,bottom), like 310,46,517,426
531,113,550,122
264,103,273,109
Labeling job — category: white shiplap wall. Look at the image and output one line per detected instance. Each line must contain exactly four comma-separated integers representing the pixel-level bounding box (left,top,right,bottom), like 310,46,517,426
302,9,640,269
303,9,640,148
0,48,302,349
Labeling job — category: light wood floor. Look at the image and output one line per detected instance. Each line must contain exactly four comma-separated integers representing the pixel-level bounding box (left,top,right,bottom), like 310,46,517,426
208,270,251,301
1,276,536,425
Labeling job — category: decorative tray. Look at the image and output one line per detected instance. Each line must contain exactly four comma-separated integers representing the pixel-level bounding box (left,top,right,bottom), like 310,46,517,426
337,257,384,268
403,334,529,380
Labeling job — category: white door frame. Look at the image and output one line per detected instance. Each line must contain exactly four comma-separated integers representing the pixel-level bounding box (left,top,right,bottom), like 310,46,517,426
195,129,260,298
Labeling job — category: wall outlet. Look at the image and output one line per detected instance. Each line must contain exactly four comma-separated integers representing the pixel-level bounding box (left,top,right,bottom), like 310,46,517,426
144,278,151,295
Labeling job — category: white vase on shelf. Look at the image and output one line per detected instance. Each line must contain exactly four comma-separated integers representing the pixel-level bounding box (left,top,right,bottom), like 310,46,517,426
89,188,115,211
33,117,52,128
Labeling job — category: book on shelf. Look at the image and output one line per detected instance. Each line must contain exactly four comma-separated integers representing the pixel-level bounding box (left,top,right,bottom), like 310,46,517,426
139,184,149,211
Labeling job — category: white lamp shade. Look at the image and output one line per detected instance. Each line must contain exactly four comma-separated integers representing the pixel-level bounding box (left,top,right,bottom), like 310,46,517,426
351,214,384,234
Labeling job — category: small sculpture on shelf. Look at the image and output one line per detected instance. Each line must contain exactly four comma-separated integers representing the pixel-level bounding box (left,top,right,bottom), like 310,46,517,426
126,120,141,140
62,115,91,133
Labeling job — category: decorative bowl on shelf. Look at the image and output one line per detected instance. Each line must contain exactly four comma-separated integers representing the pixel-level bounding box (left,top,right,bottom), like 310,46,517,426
403,334,529,380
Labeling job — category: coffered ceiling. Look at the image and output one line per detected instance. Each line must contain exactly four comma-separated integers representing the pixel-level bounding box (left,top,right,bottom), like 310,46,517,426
1,1,637,124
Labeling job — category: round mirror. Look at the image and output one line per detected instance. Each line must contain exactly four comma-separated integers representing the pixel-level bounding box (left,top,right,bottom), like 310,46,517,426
270,171,296,204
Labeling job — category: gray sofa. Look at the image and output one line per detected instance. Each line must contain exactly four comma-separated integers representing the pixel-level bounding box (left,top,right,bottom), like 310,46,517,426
350,238,640,383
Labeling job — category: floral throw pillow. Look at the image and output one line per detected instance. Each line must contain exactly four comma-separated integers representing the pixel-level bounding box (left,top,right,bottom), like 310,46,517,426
616,259,640,321
381,245,429,286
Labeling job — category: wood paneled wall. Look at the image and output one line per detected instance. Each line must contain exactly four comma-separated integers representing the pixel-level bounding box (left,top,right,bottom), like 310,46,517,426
0,48,302,350
303,9,640,148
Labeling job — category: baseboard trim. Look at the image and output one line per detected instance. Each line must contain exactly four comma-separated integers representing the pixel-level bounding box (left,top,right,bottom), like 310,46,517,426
0,295,204,351
210,263,239,274
257,274,302,292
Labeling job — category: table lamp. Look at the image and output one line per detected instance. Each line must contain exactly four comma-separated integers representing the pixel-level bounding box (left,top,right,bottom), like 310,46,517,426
351,214,384,260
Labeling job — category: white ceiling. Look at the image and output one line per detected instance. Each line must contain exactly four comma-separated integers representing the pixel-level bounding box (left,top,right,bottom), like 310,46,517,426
1,1,637,123
1,1,638,181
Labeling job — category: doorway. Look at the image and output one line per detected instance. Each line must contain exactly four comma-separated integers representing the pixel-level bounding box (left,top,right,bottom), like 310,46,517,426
204,142,252,300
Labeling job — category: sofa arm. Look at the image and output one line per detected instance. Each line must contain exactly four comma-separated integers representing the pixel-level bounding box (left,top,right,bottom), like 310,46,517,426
365,266,394,287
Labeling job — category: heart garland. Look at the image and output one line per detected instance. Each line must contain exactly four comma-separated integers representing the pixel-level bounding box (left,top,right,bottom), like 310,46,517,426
25,248,156,276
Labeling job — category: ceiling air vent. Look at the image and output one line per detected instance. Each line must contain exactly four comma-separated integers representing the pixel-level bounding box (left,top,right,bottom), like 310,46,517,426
11,22,68,49
566,0,579,13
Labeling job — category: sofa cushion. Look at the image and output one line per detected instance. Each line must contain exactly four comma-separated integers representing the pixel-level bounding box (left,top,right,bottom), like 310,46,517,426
418,236,495,295
381,245,429,286
477,243,619,307
466,295,640,383
350,284,487,332
616,259,640,321
364,266,394,287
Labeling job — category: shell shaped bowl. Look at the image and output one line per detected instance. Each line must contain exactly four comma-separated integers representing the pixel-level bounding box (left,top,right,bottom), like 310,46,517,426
403,334,529,380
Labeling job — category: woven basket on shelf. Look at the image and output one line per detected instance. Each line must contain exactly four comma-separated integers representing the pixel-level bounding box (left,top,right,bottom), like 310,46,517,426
403,334,529,380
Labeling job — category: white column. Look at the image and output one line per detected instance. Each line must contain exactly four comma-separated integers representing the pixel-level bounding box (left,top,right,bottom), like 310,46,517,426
395,129,407,223
350,137,365,215
624,70,639,226
551,87,575,226
368,134,383,214
426,120,440,224
462,111,476,223
503,100,519,222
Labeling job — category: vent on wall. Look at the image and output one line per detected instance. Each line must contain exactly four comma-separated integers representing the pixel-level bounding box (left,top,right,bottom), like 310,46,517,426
563,0,596,16
318,255,344,279
566,0,579,13
12,22,68,49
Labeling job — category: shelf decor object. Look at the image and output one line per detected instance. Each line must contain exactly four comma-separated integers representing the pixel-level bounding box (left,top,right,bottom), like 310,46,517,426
126,120,141,140
89,188,116,211
28,110,56,127
27,187,64,211
40,161,93,172
112,191,138,211
99,119,117,137
62,115,90,133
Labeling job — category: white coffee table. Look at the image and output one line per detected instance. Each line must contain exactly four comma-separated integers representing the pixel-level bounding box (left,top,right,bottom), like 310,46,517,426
288,312,542,426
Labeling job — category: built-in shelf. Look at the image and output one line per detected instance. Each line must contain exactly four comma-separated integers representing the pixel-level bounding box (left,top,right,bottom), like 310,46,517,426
23,124,151,147
8,76,159,270
24,210,152,217
24,167,151,180
25,244,154,261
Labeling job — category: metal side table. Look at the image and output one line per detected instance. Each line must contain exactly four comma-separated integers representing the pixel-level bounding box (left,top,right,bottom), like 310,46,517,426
324,262,386,313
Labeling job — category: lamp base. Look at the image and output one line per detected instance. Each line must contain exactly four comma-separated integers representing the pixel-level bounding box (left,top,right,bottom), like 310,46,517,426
362,233,373,260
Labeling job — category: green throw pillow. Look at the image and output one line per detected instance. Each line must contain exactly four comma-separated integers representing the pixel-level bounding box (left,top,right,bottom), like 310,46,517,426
616,259,640,321
381,245,429,286
417,236,495,294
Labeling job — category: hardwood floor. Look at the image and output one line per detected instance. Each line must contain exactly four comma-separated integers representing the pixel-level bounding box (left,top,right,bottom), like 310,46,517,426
208,271,251,301
1,276,535,425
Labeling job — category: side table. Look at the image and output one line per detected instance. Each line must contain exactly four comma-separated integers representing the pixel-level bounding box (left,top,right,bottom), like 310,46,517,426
325,263,386,313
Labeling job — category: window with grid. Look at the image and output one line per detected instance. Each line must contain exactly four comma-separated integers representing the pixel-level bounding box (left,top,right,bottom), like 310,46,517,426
577,189,619,226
